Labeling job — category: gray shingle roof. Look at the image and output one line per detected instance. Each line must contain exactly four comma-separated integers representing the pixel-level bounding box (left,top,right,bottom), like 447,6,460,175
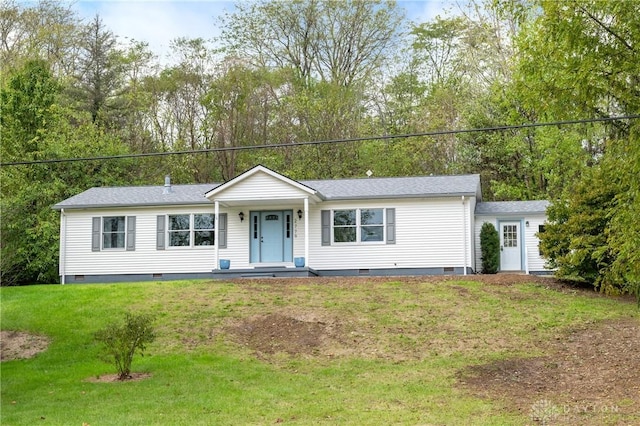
53,173,482,210
475,200,549,215
301,175,481,200
53,183,217,210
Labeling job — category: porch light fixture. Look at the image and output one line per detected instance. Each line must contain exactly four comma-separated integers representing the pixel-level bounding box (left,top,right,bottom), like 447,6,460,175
239,211,245,222
525,221,530,227
297,209,303,219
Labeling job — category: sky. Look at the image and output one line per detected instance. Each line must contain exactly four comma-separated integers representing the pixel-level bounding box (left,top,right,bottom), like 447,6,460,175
70,0,458,62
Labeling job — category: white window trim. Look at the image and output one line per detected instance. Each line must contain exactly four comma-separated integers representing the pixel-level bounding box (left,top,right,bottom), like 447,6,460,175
331,208,386,245
102,216,127,251
167,213,216,249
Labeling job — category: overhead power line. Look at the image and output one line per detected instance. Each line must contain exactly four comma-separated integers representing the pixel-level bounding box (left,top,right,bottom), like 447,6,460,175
1,114,638,167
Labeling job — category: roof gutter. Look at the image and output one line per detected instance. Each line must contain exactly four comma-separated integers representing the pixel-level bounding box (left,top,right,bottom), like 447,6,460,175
474,210,548,216
51,201,214,211
322,192,479,201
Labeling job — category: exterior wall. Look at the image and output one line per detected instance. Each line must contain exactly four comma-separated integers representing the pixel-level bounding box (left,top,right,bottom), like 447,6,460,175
223,202,307,269
474,213,549,273
213,171,312,202
524,214,548,272
62,205,219,277
61,202,312,278
467,197,476,274
61,196,478,280
307,197,474,271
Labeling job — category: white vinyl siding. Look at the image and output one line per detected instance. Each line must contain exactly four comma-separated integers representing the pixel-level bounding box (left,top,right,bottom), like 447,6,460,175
525,216,549,272
213,171,313,203
62,197,478,276
65,206,219,276
310,198,473,270
473,213,550,273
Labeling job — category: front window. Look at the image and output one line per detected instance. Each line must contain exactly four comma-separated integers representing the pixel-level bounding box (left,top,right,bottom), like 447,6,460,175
194,214,214,246
169,214,215,247
333,208,385,243
103,216,125,249
360,209,384,242
333,209,357,242
169,214,191,246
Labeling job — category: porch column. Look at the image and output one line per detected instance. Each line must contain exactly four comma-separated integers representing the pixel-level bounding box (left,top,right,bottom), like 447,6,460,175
304,197,309,267
214,200,219,270
524,240,530,275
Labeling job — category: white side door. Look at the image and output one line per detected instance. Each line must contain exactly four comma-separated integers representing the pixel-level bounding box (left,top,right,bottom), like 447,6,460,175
500,221,522,271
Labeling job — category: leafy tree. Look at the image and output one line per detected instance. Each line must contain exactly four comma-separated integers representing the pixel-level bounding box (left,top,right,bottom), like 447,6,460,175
216,0,405,179
117,40,159,155
1,60,60,284
1,60,133,285
0,59,59,157
201,60,279,181
94,312,156,380
539,165,618,285
73,15,125,127
220,0,404,87
510,0,640,297
480,222,500,274
380,11,525,182
144,38,219,183
0,0,82,77
606,123,640,302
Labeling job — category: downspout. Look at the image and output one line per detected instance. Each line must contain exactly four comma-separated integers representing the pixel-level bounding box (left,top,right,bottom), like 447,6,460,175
462,196,468,276
60,209,66,285
214,201,219,270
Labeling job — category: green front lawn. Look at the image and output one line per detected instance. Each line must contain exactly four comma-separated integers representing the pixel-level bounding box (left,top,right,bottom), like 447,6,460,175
1,278,636,425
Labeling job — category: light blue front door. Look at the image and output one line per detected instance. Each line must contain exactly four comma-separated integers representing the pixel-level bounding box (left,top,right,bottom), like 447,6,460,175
250,211,293,263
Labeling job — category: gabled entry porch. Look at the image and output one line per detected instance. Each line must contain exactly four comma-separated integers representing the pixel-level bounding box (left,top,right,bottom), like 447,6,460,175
204,165,321,272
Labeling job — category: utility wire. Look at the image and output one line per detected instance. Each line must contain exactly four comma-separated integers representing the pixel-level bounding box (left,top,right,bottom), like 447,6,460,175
1,114,638,167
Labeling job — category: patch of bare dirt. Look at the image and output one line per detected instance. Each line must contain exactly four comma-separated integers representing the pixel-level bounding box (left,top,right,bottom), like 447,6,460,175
222,276,638,423
225,311,343,358
0,330,50,361
458,318,640,425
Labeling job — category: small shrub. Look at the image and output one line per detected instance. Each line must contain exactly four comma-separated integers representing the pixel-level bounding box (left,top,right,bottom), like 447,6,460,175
480,222,500,274
94,312,156,380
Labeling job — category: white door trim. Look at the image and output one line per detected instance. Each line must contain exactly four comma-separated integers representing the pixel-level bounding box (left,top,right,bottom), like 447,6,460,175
499,220,523,271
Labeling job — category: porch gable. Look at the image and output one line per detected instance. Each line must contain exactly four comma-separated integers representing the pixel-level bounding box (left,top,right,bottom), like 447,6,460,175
204,165,319,205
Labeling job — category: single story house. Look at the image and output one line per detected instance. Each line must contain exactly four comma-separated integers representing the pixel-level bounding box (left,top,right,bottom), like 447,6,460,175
52,165,551,283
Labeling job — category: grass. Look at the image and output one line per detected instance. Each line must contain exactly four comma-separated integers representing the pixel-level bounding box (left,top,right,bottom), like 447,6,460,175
1,277,637,425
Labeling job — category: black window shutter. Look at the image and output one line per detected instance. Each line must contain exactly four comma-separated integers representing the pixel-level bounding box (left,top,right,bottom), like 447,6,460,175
218,213,227,249
92,217,101,252
126,216,136,251
386,208,396,244
156,215,166,250
321,210,331,246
